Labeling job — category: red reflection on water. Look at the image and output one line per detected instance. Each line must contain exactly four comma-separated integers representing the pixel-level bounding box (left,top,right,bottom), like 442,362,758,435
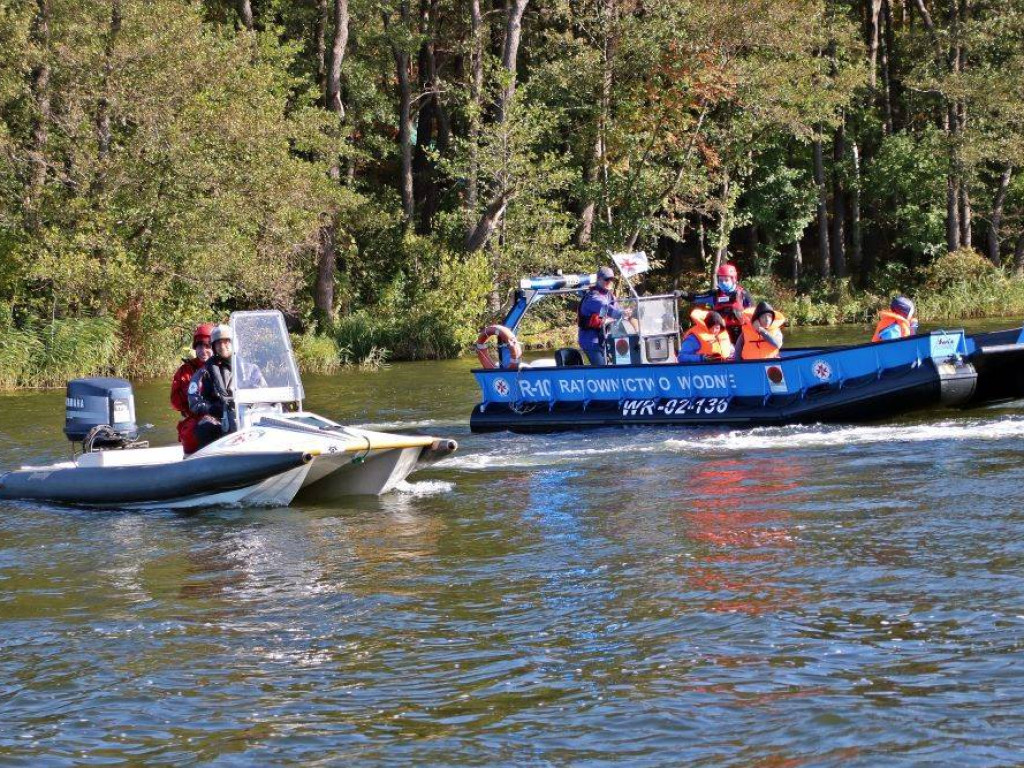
680,457,809,615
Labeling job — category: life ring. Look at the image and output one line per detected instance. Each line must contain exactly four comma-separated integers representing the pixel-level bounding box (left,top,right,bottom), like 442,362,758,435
475,325,523,370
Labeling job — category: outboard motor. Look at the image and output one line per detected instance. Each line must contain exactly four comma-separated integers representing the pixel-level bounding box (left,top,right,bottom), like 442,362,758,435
64,378,140,450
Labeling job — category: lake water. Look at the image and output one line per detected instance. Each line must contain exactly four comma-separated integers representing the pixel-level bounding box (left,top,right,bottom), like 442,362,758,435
2,323,1024,765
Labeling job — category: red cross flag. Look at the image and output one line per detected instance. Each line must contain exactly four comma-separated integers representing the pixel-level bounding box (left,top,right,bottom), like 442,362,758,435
611,251,650,279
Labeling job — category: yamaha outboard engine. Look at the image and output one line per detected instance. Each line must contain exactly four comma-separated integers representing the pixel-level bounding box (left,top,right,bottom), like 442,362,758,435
64,378,139,450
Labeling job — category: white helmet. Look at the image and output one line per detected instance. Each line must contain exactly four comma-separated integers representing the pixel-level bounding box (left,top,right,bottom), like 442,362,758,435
211,324,232,344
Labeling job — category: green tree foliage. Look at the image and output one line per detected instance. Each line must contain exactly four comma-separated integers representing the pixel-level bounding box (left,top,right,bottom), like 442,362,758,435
0,0,1022,384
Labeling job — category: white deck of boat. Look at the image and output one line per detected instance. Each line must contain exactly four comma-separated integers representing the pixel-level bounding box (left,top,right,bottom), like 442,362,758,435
75,445,185,468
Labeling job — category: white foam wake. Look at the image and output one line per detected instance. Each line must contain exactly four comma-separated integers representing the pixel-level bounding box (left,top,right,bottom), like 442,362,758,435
436,443,661,470
393,479,455,496
439,416,1024,470
351,418,443,431
663,417,1024,454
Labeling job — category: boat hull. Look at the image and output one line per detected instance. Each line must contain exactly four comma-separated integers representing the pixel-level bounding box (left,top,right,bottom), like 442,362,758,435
294,446,424,500
0,451,314,508
195,415,457,498
965,327,1024,406
470,331,977,433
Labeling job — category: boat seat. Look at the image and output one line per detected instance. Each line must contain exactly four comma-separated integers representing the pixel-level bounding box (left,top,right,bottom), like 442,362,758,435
554,348,585,367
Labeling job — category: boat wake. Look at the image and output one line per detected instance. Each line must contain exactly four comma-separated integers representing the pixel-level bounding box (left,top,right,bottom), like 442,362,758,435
352,418,461,432
436,443,661,470
440,415,1024,470
664,417,1024,454
393,479,455,496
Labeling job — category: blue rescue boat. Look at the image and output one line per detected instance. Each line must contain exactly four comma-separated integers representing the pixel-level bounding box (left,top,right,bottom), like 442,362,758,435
470,272,983,433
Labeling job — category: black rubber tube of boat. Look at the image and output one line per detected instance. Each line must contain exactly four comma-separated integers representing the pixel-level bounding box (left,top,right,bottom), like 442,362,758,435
0,451,313,505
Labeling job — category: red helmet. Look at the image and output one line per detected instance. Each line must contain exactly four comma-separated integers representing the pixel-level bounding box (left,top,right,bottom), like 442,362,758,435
716,263,738,280
192,322,216,346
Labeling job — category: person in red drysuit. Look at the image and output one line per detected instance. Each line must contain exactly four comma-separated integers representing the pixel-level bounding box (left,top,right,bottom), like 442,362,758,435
170,322,216,454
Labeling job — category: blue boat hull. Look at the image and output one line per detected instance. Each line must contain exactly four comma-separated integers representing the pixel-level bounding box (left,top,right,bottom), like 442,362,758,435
470,332,977,433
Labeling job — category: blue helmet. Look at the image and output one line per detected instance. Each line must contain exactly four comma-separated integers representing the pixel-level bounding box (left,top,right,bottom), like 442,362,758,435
890,296,914,317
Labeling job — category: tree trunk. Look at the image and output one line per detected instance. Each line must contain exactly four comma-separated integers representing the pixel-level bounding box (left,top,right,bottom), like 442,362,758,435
945,104,961,252
747,224,758,266
831,120,847,277
495,0,529,123
712,172,731,282
414,0,447,235
577,136,600,247
813,138,831,278
466,0,530,253
868,0,882,90
881,0,896,132
600,0,615,231
25,0,50,230
956,1,970,250
791,239,802,284
237,0,254,30
96,0,121,166
314,212,337,326
960,182,972,250
413,92,438,235
987,166,1012,265
466,191,513,252
946,174,961,252
315,0,350,323
577,0,615,247
315,0,328,104
383,3,415,226
850,141,863,276
1014,232,1024,277
396,52,414,225
947,1,965,252
327,0,349,121
466,0,483,215
698,218,707,268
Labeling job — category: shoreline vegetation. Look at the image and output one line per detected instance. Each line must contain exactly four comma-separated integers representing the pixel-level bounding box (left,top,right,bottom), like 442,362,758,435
2,2,1023,388
1,250,1022,388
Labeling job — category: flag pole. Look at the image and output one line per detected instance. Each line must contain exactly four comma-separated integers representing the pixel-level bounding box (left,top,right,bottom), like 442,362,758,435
611,251,643,301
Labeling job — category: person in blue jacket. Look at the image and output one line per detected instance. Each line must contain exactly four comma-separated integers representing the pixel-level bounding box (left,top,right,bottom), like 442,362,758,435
577,266,632,365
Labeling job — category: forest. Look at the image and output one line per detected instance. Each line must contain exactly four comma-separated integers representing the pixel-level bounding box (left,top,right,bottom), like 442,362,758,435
1,0,1023,384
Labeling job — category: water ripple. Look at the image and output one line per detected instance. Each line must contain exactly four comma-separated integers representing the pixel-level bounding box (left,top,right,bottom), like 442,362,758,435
2,377,1024,764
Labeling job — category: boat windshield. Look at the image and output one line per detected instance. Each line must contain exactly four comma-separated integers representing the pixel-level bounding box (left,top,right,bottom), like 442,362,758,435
636,296,678,336
229,311,305,405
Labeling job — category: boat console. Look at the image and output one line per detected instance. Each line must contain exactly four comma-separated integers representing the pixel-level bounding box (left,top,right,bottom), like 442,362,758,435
606,293,680,365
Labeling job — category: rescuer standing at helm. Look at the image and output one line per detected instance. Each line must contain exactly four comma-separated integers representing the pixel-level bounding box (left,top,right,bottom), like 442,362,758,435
578,266,633,366
171,322,215,455
689,262,751,343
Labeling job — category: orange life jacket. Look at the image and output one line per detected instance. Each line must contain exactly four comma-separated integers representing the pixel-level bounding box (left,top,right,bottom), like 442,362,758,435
739,308,785,360
871,310,912,342
683,309,734,360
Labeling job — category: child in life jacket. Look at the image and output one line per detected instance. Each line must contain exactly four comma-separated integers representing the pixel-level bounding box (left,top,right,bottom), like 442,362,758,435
678,310,734,363
872,296,918,341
